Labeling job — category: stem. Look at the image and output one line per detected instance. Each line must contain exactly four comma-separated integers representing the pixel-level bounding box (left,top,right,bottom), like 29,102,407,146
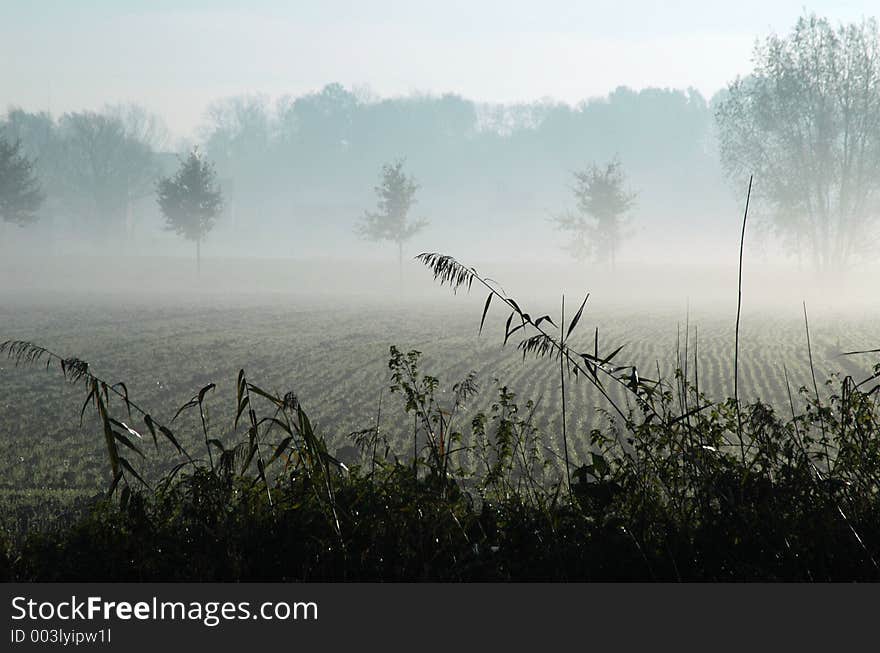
559,295,573,503
398,241,403,291
803,301,830,471
734,175,752,463
371,388,383,476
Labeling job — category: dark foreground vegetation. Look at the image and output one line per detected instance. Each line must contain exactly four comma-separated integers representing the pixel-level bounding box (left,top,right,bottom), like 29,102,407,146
2,255,880,581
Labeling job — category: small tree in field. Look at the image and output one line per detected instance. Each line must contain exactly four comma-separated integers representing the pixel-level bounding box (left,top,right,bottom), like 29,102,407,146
356,159,428,282
553,159,636,270
156,148,223,275
0,135,44,228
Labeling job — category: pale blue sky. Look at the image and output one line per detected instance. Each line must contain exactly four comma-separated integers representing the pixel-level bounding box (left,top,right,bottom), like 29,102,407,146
1,1,876,137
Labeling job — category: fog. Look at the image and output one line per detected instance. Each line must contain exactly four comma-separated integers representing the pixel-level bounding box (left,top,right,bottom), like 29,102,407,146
2,2,880,374
1,83,877,316
8,3,880,588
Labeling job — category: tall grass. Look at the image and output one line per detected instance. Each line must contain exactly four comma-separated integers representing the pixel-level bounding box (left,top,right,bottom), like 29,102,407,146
2,247,880,579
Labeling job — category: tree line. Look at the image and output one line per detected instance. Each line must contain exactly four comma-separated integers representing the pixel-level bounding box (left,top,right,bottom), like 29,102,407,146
2,13,880,273
0,88,714,268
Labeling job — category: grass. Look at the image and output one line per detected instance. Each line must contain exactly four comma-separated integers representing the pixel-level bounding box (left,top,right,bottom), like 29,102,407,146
1,253,880,580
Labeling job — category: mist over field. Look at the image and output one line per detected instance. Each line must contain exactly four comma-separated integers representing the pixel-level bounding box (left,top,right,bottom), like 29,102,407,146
2,1,880,582
2,0,880,478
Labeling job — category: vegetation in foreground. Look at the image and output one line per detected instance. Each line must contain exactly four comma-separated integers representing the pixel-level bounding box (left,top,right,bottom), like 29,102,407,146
2,254,880,581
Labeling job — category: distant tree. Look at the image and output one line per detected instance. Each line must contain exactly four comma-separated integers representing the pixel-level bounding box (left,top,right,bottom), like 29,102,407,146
553,159,636,269
156,148,224,275
202,95,272,178
280,83,357,157
57,111,158,240
202,95,273,234
107,103,171,240
106,103,171,152
356,159,428,281
188,83,722,259
0,135,44,228
716,15,880,272
2,109,62,199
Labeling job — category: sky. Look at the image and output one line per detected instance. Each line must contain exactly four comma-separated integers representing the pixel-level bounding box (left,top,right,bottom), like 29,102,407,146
1,0,877,139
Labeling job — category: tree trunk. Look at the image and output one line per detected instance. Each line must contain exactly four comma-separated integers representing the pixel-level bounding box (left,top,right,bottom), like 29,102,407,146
0,220,9,264
398,241,403,291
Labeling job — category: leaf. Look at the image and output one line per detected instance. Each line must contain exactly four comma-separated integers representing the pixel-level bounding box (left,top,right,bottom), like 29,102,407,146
601,344,626,365
119,456,149,488
256,416,292,435
503,311,515,345
235,396,250,428
321,450,349,472
109,418,142,440
594,327,599,367
107,470,124,497
171,397,198,423
158,425,183,454
479,292,493,335
95,385,120,481
247,383,282,405
113,430,145,459
236,369,245,411
112,382,132,419
505,323,526,345
79,386,97,426
270,437,294,463
566,293,590,341
143,414,159,452
197,383,216,404
534,315,557,329
842,347,880,356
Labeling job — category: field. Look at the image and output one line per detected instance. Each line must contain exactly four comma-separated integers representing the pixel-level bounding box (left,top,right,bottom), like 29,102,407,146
3,256,880,580
3,282,878,495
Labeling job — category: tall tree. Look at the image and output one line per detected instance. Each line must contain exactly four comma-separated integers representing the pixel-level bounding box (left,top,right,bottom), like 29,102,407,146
108,103,170,240
356,159,428,281
202,95,273,235
2,110,62,202
553,159,636,269
57,111,158,240
106,103,171,152
716,15,880,272
0,135,44,228
156,148,223,275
